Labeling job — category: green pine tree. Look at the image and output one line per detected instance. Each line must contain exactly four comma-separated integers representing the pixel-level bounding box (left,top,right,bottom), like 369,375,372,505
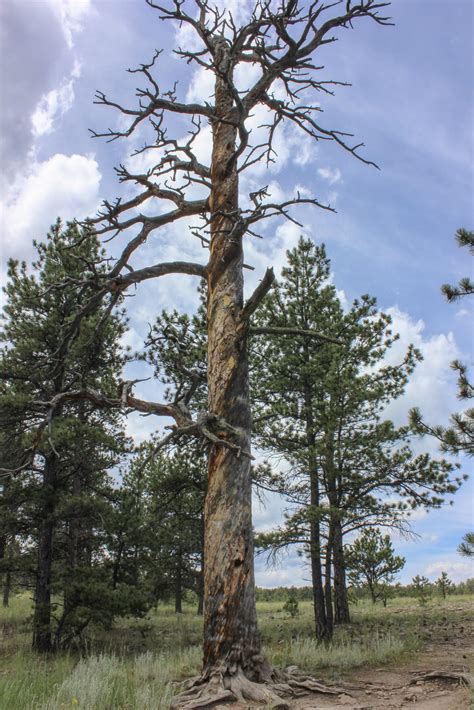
435,571,453,599
410,228,473,456
252,238,462,638
0,220,129,651
345,528,405,603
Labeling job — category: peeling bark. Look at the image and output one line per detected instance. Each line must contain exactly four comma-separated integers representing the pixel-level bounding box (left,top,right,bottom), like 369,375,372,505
202,42,262,680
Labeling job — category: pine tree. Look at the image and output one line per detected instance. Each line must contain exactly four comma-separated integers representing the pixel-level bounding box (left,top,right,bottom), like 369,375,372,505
345,528,405,603
457,532,474,557
410,228,473,456
125,443,206,614
0,221,128,651
253,238,462,637
435,571,453,599
441,229,474,301
412,575,431,606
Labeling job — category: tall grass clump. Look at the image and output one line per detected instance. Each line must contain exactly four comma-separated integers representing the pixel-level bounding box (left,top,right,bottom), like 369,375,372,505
41,646,202,709
268,630,419,673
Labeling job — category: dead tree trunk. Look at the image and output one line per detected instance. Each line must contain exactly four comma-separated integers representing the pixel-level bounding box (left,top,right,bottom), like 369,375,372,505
203,43,262,680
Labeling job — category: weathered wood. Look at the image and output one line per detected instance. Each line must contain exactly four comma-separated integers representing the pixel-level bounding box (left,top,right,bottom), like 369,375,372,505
203,40,262,679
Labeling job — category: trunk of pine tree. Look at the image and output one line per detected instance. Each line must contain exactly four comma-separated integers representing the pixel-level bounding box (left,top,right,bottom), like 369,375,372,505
0,535,7,607
303,307,330,641
197,581,204,616
203,43,261,679
112,539,124,590
56,468,82,648
309,463,329,640
32,453,58,652
369,582,377,604
332,519,350,624
175,546,183,614
324,524,334,637
3,570,11,607
2,543,11,608
197,516,204,616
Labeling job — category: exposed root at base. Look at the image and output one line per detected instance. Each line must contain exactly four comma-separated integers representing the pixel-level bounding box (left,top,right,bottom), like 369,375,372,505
409,670,471,686
170,667,348,709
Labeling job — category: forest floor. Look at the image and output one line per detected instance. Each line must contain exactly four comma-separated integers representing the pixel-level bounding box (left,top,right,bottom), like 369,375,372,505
0,596,472,708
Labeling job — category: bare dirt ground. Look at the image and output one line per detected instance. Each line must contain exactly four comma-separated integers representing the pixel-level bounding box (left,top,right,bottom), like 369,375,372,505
291,608,473,710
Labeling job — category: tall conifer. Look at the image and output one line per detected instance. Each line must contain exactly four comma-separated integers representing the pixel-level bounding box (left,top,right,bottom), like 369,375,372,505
0,221,128,650
253,238,462,637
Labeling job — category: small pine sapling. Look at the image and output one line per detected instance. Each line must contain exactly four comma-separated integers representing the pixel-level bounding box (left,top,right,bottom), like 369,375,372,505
435,571,453,599
412,575,432,606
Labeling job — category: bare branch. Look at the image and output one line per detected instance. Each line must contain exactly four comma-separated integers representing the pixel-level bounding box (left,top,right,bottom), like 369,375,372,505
242,267,275,320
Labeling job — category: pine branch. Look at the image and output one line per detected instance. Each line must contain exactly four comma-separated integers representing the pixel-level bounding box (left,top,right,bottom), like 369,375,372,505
250,325,344,345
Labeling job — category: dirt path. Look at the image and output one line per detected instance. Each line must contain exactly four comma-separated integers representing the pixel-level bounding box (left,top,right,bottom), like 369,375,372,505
291,613,473,710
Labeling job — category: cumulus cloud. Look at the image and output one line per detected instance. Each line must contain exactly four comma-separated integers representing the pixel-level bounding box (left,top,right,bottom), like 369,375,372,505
1,153,101,263
382,306,460,430
47,0,93,48
0,1,68,184
455,307,471,320
318,166,342,184
31,61,81,137
0,1,92,188
424,560,473,582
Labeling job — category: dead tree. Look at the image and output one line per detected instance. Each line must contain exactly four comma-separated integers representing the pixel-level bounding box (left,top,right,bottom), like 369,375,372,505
14,0,391,705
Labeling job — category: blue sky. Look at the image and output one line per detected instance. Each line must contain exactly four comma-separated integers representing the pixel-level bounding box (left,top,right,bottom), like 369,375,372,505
0,0,473,586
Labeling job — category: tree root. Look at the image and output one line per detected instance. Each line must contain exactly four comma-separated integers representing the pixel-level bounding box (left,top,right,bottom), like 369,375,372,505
409,670,472,686
170,667,349,709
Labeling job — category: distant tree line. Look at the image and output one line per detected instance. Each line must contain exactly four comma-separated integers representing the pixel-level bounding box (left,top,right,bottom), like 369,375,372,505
255,577,474,604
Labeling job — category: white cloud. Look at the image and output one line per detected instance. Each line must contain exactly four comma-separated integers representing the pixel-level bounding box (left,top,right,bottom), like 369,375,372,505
120,327,143,354
31,61,81,137
424,560,474,582
382,306,460,430
47,0,93,48
186,67,215,105
176,0,254,52
0,153,101,263
318,166,342,184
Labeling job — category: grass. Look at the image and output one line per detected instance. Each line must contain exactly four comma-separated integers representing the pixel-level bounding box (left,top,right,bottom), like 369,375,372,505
268,630,417,673
1,594,471,709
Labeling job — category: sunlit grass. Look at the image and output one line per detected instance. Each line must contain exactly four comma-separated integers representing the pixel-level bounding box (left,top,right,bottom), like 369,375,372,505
41,648,201,710
267,630,418,674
